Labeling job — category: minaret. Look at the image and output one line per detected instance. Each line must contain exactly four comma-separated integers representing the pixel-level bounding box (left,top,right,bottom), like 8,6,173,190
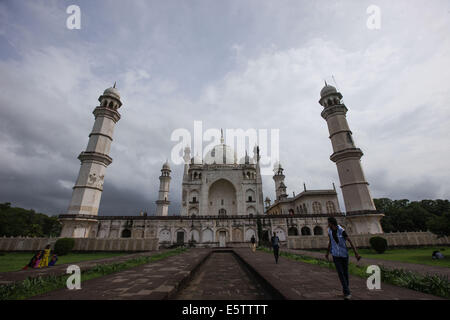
264,197,271,210
181,146,190,216
319,83,376,213
67,84,122,216
156,161,171,216
273,162,287,201
182,146,191,180
253,145,265,215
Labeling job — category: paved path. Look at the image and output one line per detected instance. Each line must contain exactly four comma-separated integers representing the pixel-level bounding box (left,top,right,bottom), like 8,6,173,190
31,249,210,300
234,249,442,300
21,248,445,300
0,251,167,285
175,250,272,300
284,249,450,279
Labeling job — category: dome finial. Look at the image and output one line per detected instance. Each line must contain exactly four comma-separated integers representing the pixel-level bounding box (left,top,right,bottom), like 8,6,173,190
324,80,328,87
113,81,116,88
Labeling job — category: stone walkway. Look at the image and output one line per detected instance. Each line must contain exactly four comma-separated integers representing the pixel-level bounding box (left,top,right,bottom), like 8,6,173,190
31,249,210,300
284,249,450,279
175,250,273,300
233,249,442,300
0,251,167,285
16,248,445,300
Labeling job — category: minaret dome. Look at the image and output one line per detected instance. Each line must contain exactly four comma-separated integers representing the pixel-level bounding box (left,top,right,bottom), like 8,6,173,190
99,83,122,110
319,83,343,108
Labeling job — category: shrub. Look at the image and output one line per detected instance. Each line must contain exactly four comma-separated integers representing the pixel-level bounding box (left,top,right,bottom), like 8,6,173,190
53,238,75,256
369,236,388,254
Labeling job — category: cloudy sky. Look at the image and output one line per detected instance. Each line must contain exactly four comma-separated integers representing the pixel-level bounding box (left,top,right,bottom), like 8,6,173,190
1,0,449,216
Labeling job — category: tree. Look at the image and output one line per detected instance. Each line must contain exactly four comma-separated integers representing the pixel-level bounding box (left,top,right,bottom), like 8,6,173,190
256,216,263,246
427,213,450,237
0,202,61,237
375,198,450,235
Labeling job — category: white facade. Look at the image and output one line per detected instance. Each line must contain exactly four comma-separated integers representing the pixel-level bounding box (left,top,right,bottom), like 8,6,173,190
59,84,384,244
180,137,265,217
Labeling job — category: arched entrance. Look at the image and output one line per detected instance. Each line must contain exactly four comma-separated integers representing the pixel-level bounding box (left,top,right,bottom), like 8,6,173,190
273,228,286,241
262,230,270,244
176,230,185,244
314,226,323,235
190,229,200,243
202,228,213,243
121,229,131,238
288,227,299,236
219,231,226,247
159,229,171,243
245,228,256,241
208,179,237,216
216,229,228,247
301,226,311,236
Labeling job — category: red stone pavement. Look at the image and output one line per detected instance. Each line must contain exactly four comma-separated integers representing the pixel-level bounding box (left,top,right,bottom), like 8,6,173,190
233,248,443,300
31,249,211,300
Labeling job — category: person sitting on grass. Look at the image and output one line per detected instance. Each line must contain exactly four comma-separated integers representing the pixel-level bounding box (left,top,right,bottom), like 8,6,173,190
325,217,361,300
33,251,43,268
432,250,444,260
48,254,58,266
38,244,51,268
22,251,40,270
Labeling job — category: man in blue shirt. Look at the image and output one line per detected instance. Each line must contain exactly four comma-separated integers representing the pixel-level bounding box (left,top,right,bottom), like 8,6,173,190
325,217,361,300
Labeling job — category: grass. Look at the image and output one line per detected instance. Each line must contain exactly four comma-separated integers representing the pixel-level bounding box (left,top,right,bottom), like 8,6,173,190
0,252,128,272
258,247,450,299
308,247,450,268
0,248,186,300
349,247,450,268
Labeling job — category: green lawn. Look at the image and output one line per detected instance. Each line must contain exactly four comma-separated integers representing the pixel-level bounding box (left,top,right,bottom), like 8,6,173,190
351,247,450,268
312,247,450,268
0,252,128,272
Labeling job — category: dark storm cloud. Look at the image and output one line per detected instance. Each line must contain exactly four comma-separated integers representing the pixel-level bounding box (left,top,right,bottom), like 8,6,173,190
1,0,450,216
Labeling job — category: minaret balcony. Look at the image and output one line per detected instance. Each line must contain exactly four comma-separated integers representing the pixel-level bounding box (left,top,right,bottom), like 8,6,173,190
321,104,348,120
93,106,121,123
329,148,363,163
78,151,113,166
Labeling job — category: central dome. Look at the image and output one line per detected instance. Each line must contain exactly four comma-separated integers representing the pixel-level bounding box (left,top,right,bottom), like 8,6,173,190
204,143,236,164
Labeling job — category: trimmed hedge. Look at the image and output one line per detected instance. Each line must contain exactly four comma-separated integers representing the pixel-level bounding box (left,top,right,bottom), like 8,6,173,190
370,236,388,254
54,238,75,256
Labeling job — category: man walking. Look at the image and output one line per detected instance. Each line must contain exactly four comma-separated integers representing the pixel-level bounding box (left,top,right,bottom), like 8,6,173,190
271,233,280,264
250,235,256,252
325,217,361,300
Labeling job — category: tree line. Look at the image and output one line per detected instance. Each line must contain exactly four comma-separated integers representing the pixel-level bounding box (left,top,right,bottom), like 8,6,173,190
0,203,61,237
374,198,450,236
